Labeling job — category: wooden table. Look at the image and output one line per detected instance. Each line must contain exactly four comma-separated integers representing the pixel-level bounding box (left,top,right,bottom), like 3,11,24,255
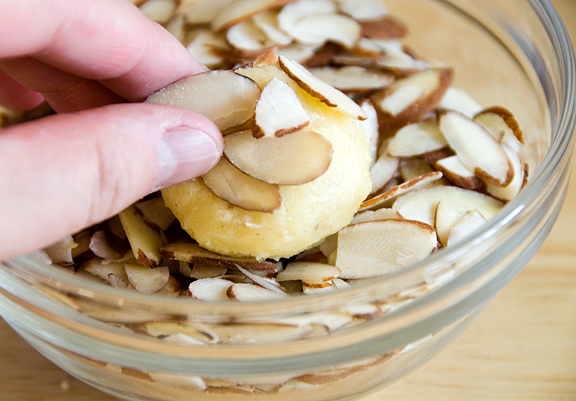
2,1,575,399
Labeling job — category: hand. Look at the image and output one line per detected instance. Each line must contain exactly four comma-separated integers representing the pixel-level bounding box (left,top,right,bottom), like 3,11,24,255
0,0,223,260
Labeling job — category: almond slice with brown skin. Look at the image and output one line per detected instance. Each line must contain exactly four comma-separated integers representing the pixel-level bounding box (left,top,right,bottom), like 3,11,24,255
388,120,448,157
118,206,163,268
277,262,341,283
201,157,282,213
393,186,503,228
188,278,233,301
351,208,402,224
278,55,368,120
160,242,278,272
278,0,337,46
447,209,488,247
252,77,310,138
83,259,129,283
437,109,513,187
335,219,438,279
360,171,443,211
228,283,289,301
335,0,388,21
212,0,295,31
435,155,481,190
293,13,361,49
125,263,170,295
310,66,393,92
205,323,312,344
146,70,260,133
474,106,525,144
371,68,453,131
235,265,287,295
485,143,524,202
224,128,333,185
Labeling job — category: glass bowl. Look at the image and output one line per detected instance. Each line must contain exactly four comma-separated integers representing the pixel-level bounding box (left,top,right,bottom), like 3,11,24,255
0,0,574,400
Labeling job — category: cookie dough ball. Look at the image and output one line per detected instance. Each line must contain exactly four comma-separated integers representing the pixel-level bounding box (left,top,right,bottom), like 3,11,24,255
161,63,371,259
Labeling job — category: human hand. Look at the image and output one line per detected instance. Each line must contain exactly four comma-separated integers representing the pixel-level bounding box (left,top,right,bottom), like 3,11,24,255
0,0,224,260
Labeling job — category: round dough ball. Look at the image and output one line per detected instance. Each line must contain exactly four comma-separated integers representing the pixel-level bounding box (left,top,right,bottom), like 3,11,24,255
162,65,371,259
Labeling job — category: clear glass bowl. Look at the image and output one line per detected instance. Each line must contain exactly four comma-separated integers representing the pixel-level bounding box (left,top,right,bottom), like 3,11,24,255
0,0,574,400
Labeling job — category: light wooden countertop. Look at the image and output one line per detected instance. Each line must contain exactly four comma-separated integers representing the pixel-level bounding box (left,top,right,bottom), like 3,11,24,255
2,1,575,399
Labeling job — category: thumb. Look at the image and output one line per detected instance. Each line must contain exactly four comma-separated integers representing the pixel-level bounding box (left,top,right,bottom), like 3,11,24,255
0,103,223,260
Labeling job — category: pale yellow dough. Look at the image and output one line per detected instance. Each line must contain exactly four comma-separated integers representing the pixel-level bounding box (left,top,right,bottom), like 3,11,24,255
162,64,371,259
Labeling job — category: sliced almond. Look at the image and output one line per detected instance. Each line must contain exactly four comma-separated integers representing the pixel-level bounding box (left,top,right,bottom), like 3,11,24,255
83,259,129,283
437,109,513,187
358,99,380,168
252,9,293,46
474,106,525,144
252,49,280,67
278,55,368,120
201,157,282,213
439,87,483,118
227,283,289,301
155,276,181,297
146,70,260,132
275,43,320,63
371,68,453,131
485,143,524,201
435,155,481,190
212,0,295,31
118,206,163,268
188,278,233,301
234,265,287,295
185,30,230,69
134,197,175,231
224,128,333,185
360,16,408,39
310,66,393,92
226,18,272,52
277,262,341,283
335,219,438,279
278,0,337,46
189,264,229,279
447,209,488,247
125,263,170,295
350,208,402,225
293,13,361,49
160,242,278,272
400,159,435,181
206,323,312,344
360,171,443,211
335,0,388,21
44,235,75,266
388,120,448,157
392,186,503,228
252,77,311,138
139,0,176,24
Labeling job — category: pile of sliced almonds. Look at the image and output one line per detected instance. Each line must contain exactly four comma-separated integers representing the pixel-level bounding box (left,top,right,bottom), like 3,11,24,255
37,0,528,326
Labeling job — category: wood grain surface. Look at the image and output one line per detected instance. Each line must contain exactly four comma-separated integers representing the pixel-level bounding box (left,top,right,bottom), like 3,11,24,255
1,0,575,399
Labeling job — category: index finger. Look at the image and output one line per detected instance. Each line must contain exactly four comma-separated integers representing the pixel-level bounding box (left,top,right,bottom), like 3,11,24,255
0,0,207,101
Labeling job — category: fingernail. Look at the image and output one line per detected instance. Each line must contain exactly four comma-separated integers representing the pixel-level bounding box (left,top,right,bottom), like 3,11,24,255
155,127,221,191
